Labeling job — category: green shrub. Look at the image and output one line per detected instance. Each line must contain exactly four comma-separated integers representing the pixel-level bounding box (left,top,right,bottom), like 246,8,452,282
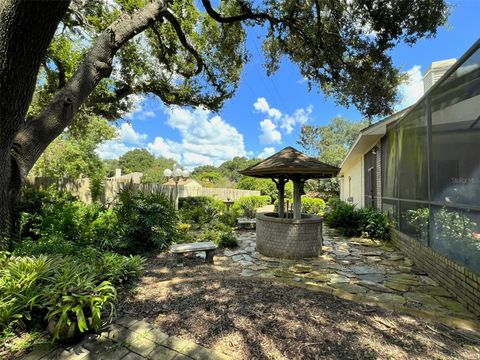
232,195,270,219
274,197,326,216
96,253,145,284
0,254,126,340
324,199,363,237
114,189,178,253
325,199,391,240
218,209,238,227
301,197,327,216
359,207,390,241
89,209,119,250
0,255,61,329
18,186,113,248
13,237,99,259
198,221,238,248
43,261,116,339
178,196,226,225
198,229,238,248
217,233,238,248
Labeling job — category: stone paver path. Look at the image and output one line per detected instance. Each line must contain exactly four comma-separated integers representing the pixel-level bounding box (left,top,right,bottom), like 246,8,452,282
219,227,477,322
21,318,230,360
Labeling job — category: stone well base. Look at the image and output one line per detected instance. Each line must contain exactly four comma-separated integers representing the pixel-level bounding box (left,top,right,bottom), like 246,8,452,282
256,212,322,259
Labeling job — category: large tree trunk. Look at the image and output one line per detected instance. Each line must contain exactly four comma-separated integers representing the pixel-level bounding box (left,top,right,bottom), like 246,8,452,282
0,0,71,246
0,0,169,244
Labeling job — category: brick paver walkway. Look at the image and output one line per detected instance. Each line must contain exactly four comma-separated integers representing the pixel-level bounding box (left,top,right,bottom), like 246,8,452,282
21,318,230,360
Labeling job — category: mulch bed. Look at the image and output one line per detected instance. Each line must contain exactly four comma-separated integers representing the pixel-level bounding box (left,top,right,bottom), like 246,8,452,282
118,256,480,360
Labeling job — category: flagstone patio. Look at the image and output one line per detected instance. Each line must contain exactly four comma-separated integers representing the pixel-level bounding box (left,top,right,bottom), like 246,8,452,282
219,227,477,322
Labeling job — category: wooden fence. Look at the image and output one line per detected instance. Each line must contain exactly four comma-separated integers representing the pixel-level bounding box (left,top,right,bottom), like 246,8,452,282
29,177,260,204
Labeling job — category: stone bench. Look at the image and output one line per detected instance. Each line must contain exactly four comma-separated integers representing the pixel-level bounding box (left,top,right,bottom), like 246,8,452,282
237,218,256,230
170,241,218,265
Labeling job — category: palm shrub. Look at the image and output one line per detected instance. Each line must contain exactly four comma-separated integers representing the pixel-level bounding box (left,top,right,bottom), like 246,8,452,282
115,189,178,253
232,195,270,219
324,198,363,237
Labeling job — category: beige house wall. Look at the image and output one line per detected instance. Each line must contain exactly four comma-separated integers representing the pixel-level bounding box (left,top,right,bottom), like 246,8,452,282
339,156,363,208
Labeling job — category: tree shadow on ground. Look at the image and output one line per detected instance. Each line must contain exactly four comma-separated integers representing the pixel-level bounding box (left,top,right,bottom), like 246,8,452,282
118,274,480,360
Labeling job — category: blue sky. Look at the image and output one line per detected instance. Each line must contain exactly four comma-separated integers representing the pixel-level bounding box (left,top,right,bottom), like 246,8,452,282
97,1,480,169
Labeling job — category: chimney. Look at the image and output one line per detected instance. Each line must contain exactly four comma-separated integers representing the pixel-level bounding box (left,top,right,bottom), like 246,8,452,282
423,58,457,92
115,168,122,178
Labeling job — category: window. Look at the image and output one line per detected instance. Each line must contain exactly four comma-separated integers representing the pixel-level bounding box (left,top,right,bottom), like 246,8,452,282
430,48,480,207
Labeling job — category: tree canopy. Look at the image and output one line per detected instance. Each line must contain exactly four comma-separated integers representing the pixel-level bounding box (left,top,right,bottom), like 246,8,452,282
0,0,449,237
298,116,368,197
298,116,368,167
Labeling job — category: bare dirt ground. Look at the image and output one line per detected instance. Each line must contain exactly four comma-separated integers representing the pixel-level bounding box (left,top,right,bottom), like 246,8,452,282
118,253,480,360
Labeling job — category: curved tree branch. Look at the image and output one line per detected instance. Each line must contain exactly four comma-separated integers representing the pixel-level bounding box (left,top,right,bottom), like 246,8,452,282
201,0,308,41
163,9,203,77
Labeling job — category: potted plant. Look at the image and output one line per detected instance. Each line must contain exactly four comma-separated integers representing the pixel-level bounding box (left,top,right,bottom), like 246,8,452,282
44,263,117,343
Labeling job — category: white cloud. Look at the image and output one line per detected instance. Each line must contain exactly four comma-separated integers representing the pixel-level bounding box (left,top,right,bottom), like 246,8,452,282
254,97,282,120
147,137,180,161
258,147,275,159
96,141,136,160
254,97,313,135
97,105,249,169
96,122,147,159
118,123,147,144
259,119,282,144
397,65,424,109
148,106,247,168
280,105,313,134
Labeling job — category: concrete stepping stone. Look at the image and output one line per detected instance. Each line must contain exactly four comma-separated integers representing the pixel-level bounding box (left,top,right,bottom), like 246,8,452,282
272,269,296,278
304,273,330,282
434,296,473,316
351,265,383,275
240,269,257,277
